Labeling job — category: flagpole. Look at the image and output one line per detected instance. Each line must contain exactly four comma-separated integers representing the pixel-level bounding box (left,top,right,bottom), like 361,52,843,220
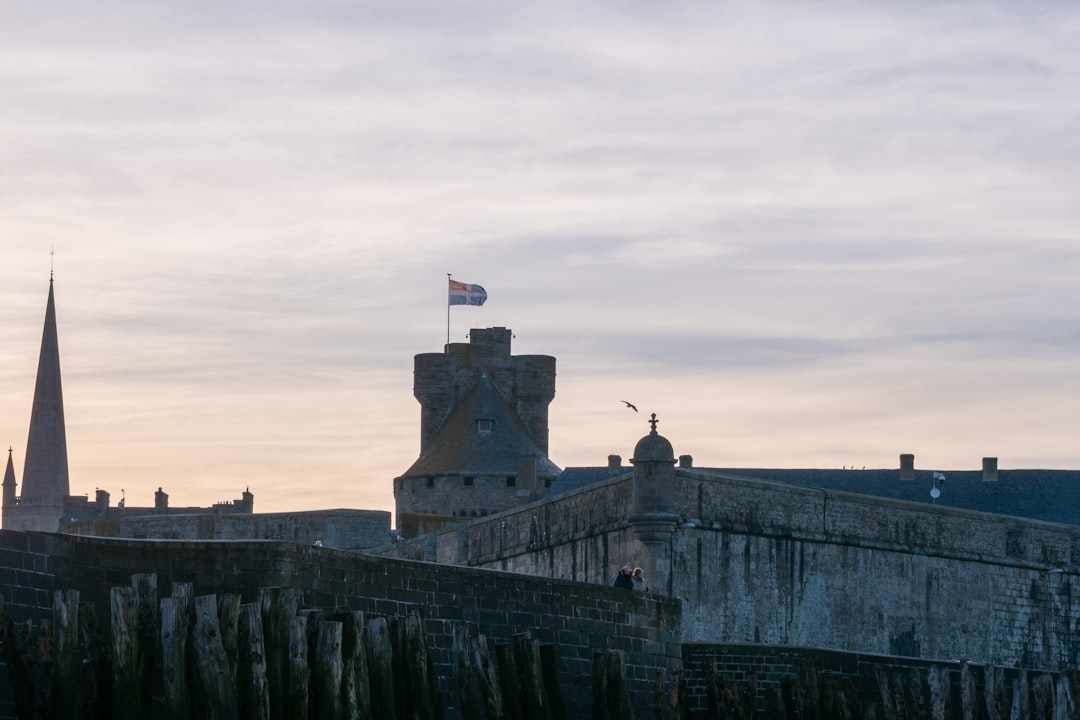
446,273,451,350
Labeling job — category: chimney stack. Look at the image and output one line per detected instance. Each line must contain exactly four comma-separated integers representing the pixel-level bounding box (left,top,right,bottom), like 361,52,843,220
679,455,693,468
982,457,999,482
899,453,915,482
607,455,622,474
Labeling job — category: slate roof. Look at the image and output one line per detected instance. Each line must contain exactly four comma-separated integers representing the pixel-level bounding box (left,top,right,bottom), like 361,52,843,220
546,466,630,497
702,467,1080,527
546,457,1080,526
398,374,562,479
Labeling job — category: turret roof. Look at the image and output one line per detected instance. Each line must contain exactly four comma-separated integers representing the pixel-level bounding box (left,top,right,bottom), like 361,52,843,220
398,374,561,479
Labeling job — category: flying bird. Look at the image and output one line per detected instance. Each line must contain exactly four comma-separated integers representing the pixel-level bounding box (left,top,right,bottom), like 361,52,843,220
621,401,638,412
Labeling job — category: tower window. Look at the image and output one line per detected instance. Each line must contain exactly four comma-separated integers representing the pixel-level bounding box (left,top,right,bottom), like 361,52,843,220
425,476,434,488
464,476,474,487
506,476,516,487
545,477,553,488
476,419,494,435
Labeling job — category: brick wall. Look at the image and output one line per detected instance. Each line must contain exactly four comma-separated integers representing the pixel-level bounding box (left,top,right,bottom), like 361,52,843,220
0,529,681,720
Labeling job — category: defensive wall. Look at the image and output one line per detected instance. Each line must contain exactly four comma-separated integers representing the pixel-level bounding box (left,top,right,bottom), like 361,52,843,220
375,470,1080,672
0,529,681,720
64,508,391,552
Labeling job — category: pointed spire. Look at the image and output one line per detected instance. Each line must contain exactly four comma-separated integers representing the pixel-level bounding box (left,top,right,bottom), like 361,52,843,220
18,277,70,525
2,448,16,509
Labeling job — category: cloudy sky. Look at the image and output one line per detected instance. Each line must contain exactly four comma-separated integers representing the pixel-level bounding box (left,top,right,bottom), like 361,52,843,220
2,1,1079,519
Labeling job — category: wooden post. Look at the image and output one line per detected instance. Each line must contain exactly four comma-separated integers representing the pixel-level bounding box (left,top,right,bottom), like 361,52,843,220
259,587,299,720
514,633,553,720
132,573,161,717
335,611,372,720
497,642,524,720
366,616,398,720
111,585,142,720
192,594,239,720
603,650,636,720
218,593,241,685
591,652,609,720
287,615,310,719
78,598,105,719
537,643,565,720
51,589,80,720
454,625,505,720
314,620,344,720
161,594,192,720
404,613,437,720
237,602,271,720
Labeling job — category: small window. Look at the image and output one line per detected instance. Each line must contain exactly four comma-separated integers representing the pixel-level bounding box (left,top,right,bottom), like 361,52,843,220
476,419,494,435
425,476,434,488
545,477,553,488
506,476,516,487
464,476,474,487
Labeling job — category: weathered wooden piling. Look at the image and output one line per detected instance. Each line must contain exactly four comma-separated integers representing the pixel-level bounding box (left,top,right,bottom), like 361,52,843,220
287,615,310,719
192,594,239,720
259,586,299,720
335,610,372,720
454,624,505,720
496,642,524,720
51,589,80,720
110,585,142,720
237,602,270,720
313,619,344,720
366,614,397,720
593,650,637,720
161,585,192,720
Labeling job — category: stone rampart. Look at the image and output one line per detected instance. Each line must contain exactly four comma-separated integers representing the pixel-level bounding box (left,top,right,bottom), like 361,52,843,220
0,529,681,720
64,508,391,551
377,471,1080,671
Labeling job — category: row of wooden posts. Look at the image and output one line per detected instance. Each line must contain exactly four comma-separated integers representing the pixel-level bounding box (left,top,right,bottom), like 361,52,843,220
694,656,1080,720
0,574,605,720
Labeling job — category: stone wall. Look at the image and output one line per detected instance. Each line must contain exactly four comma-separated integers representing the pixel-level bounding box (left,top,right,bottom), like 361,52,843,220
681,643,1079,718
376,471,1080,671
0,530,681,720
64,508,391,551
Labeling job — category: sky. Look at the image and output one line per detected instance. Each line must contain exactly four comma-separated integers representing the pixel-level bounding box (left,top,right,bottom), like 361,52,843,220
2,1,1079,520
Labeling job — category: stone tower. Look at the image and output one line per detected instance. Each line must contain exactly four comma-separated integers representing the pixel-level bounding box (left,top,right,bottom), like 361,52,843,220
412,327,556,455
2,278,70,532
395,328,559,534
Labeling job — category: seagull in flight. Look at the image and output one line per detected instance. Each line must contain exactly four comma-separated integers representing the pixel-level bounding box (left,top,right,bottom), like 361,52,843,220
621,400,638,412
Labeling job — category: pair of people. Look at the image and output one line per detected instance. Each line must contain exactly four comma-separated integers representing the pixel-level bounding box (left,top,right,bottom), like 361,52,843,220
613,564,648,592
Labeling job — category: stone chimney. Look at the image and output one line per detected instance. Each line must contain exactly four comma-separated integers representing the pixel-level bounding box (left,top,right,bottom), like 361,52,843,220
154,487,169,513
678,455,693,468
607,455,622,474
982,457,999,482
899,454,915,482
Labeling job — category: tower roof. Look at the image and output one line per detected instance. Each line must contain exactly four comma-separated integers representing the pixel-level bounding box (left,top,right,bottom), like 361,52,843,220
2,448,15,488
20,278,69,505
399,374,561,479
631,414,675,464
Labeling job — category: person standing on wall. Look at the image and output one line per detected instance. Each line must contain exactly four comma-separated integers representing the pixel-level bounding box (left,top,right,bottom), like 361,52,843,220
613,565,634,589
631,567,648,592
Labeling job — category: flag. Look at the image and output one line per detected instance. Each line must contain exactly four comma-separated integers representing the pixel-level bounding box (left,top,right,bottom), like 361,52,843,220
449,279,487,306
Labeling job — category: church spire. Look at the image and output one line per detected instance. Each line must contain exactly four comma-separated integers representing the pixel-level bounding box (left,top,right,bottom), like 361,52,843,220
11,277,70,530
2,447,16,509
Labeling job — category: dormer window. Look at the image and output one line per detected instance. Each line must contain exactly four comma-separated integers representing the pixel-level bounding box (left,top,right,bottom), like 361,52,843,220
476,419,494,435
